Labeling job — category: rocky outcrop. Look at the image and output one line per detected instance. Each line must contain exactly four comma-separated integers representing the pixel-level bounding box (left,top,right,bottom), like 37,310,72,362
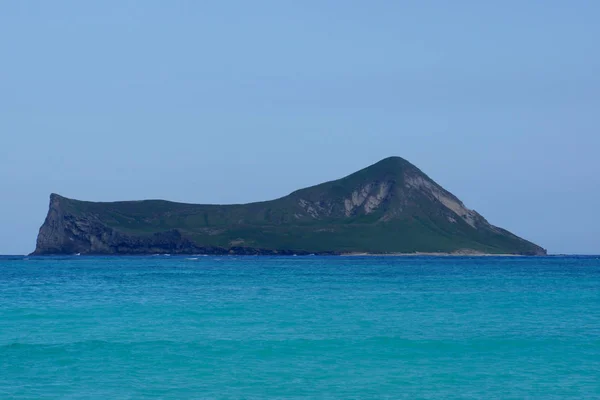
33,195,197,254
404,171,482,228
31,157,547,256
342,182,392,216
32,195,337,255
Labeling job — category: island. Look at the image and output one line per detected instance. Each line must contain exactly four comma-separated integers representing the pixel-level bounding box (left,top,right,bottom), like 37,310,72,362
31,157,546,256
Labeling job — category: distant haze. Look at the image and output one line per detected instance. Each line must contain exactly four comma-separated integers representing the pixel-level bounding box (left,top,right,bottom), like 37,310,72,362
1,2,599,255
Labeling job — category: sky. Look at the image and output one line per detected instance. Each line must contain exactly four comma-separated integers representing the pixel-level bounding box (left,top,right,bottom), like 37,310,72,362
1,1,599,255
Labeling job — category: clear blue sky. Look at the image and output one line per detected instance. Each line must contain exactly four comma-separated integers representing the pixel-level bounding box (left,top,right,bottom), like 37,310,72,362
1,1,599,255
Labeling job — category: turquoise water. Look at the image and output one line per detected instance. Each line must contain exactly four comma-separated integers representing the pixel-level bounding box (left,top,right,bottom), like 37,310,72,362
1,256,599,399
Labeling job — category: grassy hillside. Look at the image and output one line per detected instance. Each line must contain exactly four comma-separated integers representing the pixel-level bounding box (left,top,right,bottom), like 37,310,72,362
38,157,546,255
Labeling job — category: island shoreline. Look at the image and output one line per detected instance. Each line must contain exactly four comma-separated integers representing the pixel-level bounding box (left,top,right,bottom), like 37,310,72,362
28,251,533,257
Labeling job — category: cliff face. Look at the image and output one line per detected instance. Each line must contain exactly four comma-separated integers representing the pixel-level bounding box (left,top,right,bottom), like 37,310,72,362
35,196,189,254
34,195,303,255
32,157,547,256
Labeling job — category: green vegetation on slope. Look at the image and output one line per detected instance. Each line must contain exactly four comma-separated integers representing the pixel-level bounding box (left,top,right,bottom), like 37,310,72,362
41,157,545,255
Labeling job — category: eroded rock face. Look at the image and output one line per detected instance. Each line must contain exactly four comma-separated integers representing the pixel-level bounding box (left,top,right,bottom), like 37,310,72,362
344,182,392,216
34,194,67,253
33,195,340,255
298,198,322,218
404,172,481,228
33,195,218,255
296,181,394,219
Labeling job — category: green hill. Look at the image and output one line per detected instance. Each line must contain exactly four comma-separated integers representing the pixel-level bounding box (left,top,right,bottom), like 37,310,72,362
32,157,546,255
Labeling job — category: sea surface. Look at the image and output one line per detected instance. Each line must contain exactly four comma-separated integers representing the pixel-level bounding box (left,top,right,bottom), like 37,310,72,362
1,255,599,399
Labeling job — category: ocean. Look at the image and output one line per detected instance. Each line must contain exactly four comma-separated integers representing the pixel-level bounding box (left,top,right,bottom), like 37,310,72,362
1,255,599,399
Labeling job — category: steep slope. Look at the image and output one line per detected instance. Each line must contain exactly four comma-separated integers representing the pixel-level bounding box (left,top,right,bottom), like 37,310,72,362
32,157,546,255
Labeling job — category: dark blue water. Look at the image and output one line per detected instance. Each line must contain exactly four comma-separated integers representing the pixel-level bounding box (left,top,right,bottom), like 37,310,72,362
1,255,599,398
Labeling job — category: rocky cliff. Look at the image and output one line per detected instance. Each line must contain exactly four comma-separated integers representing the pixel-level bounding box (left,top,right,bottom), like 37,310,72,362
32,157,546,256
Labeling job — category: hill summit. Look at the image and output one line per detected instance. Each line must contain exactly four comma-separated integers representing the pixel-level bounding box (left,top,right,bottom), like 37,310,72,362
32,157,546,255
